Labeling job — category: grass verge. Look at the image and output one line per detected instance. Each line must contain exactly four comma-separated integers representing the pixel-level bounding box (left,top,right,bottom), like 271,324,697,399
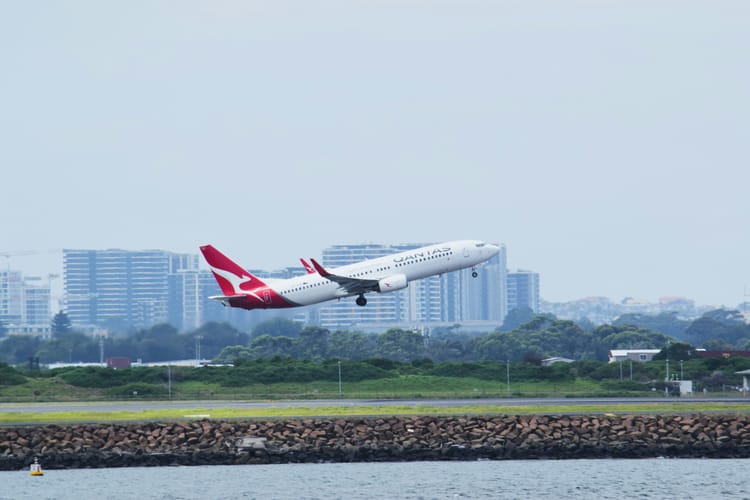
2,401,750,424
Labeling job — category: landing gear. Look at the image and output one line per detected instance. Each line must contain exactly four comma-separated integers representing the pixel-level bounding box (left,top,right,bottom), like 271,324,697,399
471,266,478,278
356,294,367,306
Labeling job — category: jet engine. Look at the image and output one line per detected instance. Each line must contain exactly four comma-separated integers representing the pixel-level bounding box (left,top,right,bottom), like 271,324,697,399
377,274,408,293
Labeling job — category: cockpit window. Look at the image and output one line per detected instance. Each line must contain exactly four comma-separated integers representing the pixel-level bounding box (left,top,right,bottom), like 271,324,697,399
475,242,485,247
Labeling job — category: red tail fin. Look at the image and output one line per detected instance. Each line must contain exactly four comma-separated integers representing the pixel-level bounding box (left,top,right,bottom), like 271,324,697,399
200,245,267,295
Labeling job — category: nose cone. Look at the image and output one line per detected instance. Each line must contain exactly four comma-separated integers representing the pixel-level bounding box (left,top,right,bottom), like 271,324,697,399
486,244,500,257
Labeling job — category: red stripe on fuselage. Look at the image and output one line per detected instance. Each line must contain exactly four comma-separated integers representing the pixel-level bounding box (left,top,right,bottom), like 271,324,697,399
230,287,300,310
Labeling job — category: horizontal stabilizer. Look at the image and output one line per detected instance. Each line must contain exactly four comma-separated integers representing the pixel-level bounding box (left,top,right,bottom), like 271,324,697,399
209,295,246,301
208,294,247,307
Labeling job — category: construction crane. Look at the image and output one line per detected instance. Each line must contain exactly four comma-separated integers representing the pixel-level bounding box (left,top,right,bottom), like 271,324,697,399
0,250,37,270
0,250,36,258
0,249,61,276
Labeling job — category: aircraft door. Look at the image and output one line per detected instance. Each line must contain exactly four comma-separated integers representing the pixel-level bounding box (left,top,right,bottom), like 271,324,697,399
463,246,470,258
262,290,271,304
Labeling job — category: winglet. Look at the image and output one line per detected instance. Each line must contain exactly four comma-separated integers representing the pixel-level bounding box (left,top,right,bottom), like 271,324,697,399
309,258,332,278
300,258,315,274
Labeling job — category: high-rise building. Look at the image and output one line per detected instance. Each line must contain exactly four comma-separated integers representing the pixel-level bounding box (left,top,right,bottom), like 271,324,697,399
506,270,540,313
63,249,198,330
168,270,209,332
23,278,51,327
461,247,507,322
0,270,24,326
0,271,52,334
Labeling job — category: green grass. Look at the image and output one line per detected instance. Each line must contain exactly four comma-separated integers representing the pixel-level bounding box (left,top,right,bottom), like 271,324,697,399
185,378,630,400
0,377,105,401
2,401,750,425
0,373,712,403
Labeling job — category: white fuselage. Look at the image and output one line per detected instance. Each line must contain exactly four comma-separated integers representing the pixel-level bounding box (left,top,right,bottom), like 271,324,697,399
269,240,499,307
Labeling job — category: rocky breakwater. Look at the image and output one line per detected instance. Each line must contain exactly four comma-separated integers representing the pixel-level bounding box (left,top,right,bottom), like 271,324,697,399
2,414,750,470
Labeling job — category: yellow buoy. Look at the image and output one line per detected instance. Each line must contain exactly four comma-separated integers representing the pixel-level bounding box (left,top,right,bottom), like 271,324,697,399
29,457,44,477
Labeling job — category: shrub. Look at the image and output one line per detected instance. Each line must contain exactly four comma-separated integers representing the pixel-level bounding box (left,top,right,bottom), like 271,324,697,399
0,363,26,386
104,383,168,397
599,380,650,392
427,361,506,380
366,358,400,371
58,366,166,387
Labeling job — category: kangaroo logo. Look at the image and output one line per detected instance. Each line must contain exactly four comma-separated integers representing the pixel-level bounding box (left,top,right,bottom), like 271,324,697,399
210,267,253,291
209,267,266,303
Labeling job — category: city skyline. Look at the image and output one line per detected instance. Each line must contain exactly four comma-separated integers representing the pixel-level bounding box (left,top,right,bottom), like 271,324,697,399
3,2,748,308
3,241,744,318
0,243,514,333
1,242,728,337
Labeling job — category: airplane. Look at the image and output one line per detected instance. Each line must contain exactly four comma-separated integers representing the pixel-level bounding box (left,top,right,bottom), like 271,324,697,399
200,240,500,310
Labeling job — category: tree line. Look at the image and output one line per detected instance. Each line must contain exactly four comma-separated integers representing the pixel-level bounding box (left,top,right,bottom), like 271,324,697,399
1,308,749,367
2,354,749,396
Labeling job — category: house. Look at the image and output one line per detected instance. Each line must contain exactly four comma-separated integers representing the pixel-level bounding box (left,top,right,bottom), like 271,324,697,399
608,349,661,364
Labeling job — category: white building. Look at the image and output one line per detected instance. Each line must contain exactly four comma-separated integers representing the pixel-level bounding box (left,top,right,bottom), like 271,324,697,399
608,349,662,363
0,270,51,335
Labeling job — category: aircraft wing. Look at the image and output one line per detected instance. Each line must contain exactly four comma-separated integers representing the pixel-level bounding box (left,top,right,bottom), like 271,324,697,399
309,258,380,295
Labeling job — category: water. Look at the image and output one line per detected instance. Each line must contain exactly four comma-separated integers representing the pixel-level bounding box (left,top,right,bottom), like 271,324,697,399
2,459,749,500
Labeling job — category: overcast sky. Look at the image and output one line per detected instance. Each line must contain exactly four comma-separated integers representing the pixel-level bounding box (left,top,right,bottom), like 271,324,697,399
2,1,748,308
